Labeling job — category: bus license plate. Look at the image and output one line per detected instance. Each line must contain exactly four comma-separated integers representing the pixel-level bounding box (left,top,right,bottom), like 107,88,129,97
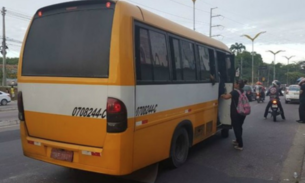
272,105,278,108
51,148,73,162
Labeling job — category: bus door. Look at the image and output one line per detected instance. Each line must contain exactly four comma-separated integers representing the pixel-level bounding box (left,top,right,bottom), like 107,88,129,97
217,52,234,126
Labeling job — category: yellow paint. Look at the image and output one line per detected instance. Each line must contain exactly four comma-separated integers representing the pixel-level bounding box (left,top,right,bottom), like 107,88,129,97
18,0,226,176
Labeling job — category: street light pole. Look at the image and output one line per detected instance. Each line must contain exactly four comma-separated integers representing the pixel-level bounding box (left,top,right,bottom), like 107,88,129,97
283,55,295,85
266,50,285,81
192,0,196,31
241,31,266,85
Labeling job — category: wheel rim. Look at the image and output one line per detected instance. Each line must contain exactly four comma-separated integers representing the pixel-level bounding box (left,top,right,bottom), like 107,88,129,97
175,134,187,161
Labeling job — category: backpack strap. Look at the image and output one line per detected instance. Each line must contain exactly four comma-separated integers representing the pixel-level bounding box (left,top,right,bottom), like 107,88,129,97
233,89,241,108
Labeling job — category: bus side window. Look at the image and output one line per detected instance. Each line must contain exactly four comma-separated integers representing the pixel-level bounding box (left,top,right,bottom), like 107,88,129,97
225,56,234,82
170,38,183,80
216,51,227,82
208,48,217,82
180,41,196,81
149,30,170,81
198,45,211,82
136,28,153,81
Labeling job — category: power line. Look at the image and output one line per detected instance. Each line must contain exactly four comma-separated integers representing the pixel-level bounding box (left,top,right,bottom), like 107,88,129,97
7,43,21,48
5,7,32,17
126,0,209,25
6,9,31,19
169,0,209,14
6,15,30,22
7,11,31,20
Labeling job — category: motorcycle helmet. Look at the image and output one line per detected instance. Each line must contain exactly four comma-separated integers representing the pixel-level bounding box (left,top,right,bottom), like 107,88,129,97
298,78,305,86
272,80,280,87
297,77,304,83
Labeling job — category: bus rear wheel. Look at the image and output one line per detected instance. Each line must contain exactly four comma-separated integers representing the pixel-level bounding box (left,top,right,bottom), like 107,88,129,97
168,128,189,168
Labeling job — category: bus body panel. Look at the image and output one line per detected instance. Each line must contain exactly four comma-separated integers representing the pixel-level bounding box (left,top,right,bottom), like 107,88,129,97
17,0,234,176
133,84,218,170
20,119,135,175
19,83,134,147
18,1,142,175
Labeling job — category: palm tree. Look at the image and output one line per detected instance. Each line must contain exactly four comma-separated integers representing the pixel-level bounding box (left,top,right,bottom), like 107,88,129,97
230,43,246,55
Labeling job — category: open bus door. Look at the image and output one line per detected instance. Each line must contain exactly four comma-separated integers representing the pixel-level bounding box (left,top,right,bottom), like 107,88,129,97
217,53,235,138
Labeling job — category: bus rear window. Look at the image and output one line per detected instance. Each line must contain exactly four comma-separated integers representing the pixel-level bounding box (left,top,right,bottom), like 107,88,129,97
22,5,114,78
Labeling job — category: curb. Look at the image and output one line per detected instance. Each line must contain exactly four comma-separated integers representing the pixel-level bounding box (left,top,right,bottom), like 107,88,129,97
0,119,20,128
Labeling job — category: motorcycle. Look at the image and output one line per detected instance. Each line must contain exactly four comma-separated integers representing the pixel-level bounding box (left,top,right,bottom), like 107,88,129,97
256,91,264,103
269,99,282,122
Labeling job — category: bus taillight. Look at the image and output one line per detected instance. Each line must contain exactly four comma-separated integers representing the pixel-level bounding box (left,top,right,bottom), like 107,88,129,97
17,91,25,121
106,97,127,133
106,2,111,8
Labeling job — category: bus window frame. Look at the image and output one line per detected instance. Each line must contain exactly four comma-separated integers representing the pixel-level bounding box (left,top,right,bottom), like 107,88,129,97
135,22,171,84
134,20,232,85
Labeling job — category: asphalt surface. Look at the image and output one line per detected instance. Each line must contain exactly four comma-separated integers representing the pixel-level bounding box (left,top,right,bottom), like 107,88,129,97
0,97,304,183
0,101,17,112
0,110,18,121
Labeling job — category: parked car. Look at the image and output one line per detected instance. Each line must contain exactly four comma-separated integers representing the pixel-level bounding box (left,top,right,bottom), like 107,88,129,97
285,85,300,103
243,85,255,101
0,91,11,105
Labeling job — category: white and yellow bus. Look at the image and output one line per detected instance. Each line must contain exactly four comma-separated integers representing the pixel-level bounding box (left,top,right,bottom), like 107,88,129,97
18,0,235,176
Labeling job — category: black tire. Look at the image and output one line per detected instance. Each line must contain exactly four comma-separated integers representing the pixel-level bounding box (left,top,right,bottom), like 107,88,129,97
168,128,189,168
1,99,7,105
285,100,288,104
221,129,229,138
273,114,277,122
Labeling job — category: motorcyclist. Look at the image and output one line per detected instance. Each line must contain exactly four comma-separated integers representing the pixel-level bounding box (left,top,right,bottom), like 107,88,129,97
264,80,285,119
255,81,265,100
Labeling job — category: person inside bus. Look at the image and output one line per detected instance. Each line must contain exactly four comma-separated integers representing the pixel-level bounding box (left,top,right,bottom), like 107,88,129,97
221,79,248,151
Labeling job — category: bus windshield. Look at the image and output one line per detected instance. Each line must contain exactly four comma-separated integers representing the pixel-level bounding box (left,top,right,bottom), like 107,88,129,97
22,5,114,78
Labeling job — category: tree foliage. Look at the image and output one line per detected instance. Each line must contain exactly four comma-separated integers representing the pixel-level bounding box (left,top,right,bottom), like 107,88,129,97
230,43,246,55
230,43,305,85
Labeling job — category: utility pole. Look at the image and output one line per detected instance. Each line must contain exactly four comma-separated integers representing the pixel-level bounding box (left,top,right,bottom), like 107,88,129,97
1,7,7,86
209,7,222,37
283,55,295,85
240,57,243,79
266,50,285,81
192,0,196,31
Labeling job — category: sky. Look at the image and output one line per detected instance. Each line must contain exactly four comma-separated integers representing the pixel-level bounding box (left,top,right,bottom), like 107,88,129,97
0,0,304,65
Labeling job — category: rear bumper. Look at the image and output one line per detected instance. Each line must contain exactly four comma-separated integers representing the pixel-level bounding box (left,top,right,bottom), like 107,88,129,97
20,122,133,175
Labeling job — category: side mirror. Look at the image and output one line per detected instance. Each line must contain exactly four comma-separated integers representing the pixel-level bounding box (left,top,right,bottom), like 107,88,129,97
235,67,240,78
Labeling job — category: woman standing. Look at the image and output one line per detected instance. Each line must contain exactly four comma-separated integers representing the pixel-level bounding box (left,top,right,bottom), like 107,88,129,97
221,79,247,151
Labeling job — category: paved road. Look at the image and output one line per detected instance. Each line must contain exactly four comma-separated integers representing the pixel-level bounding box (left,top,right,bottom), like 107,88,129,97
0,110,18,121
0,100,17,112
0,98,304,183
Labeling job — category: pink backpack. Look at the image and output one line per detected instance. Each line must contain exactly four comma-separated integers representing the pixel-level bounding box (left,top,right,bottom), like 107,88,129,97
235,90,251,116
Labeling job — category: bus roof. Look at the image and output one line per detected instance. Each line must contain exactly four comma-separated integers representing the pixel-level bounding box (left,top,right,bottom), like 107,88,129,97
37,0,230,53
119,1,230,53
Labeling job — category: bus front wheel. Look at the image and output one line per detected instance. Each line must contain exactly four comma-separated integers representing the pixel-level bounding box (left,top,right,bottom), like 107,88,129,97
168,128,189,168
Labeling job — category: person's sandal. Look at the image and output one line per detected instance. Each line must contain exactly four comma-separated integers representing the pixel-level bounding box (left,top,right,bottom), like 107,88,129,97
234,146,243,151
